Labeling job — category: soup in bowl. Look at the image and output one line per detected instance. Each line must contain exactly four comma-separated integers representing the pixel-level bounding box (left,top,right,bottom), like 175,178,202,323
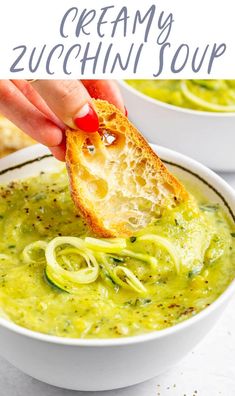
118,80,235,171
126,80,235,113
0,144,234,391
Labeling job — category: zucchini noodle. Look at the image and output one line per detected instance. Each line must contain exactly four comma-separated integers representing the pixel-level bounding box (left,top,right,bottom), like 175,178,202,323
45,237,99,293
21,233,181,294
84,237,126,252
97,252,146,294
22,241,47,264
112,266,147,294
137,234,180,273
122,249,158,269
181,80,235,112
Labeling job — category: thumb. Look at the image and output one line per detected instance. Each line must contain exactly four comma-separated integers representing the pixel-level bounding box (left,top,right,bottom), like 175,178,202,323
32,80,99,133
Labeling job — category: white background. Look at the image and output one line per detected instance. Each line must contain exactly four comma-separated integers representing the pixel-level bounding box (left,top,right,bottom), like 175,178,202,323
0,0,235,78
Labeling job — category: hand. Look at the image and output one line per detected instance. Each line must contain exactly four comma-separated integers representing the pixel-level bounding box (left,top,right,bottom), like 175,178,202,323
0,80,125,161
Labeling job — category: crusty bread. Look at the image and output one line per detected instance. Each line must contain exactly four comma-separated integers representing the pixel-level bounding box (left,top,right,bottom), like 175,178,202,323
0,115,35,158
66,99,189,237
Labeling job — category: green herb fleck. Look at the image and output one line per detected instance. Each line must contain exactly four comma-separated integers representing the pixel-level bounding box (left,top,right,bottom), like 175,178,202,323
32,192,47,202
110,256,125,263
188,267,201,279
199,203,219,212
125,298,152,307
130,236,137,243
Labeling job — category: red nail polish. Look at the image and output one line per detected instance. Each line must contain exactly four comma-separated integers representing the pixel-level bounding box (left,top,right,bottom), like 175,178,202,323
124,106,128,117
74,104,99,133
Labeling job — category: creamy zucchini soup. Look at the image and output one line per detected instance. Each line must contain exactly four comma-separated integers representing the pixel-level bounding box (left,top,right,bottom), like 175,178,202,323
126,80,235,112
0,170,234,338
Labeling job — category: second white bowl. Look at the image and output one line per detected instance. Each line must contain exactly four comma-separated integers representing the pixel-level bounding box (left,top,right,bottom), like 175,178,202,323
119,80,235,172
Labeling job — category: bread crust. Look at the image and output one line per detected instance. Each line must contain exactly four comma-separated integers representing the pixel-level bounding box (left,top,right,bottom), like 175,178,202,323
66,99,188,237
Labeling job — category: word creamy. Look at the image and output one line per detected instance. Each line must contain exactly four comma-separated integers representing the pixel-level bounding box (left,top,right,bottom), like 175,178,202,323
9,5,226,77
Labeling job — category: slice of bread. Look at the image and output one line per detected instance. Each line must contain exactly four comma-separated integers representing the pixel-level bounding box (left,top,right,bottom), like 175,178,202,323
0,115,35,158
66,99,189,237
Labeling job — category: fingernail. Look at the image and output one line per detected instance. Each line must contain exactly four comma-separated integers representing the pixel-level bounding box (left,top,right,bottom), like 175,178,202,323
74,103,99,132
124,106,128,117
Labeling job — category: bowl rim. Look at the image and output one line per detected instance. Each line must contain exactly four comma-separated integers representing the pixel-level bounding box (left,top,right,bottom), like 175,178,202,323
0,144,234,347
118,80,235,118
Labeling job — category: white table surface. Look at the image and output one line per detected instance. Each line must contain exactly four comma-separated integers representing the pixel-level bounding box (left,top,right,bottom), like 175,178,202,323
0,172,235,396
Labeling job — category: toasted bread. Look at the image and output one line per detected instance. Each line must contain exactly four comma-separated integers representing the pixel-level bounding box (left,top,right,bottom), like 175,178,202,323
0,115,35,158
66,99,189,237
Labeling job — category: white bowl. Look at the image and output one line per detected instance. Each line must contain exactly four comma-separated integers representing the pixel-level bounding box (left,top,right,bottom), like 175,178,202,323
0,144,234,391
118,80,235,172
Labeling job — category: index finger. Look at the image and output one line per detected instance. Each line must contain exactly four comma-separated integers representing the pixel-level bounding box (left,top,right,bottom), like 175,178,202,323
32,80,95,130
81,80,125,113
